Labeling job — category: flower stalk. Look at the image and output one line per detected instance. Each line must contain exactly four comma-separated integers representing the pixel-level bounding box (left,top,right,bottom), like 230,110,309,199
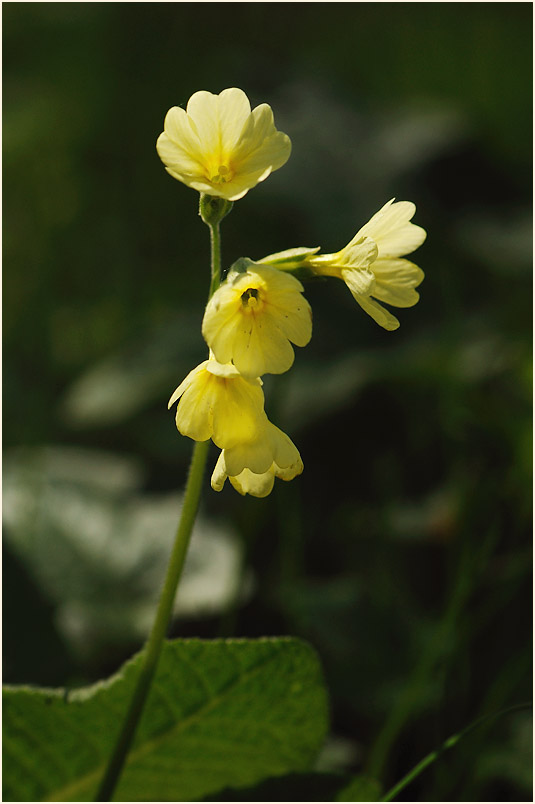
95,208,223,802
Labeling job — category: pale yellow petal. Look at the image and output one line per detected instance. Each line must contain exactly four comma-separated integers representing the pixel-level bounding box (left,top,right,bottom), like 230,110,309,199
265,294,312,347
206,314,244,367
371,258,424,308
276,459,304,481
211,451,228,492
267,424,303,473
341,267,377,296
202,284,242,364
339,236,379,269
233,104,290,168
235,132,292,178
217,88,252,151
168,361,209,408
174,372,215,441
211,377,266,449
185,90,220,156
354,199,427,258
229,468,275,498
205,359,244,379
170,360,266,446
222,435,274,476
253,266,305,293
162,106,202,155
232,314,295,377
156,132,206,180
352,293,400,331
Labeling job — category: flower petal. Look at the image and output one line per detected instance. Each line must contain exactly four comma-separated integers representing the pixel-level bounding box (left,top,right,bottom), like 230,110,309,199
169,361,266,446
211,423,303,497
185,90,221,157
156,133,206,181
371,258,424,308
341,267,376,296
265,293,312,347
233,104,291,172
211,451,228,492
168,361,209,408
267,423,303,474
222,434,274,476
217,88,252,151
232,314,296,377
229,468,276,498
352,293,401,331
353,199,427,258
210,377,266,448
174,370,215,442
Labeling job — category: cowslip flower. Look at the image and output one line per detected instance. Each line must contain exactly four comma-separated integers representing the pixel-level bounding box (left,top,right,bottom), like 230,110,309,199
310,199,425,330
168,359,266,448
202,263,312,378
156,88,291,201
262,200,425,331
211,422,303,497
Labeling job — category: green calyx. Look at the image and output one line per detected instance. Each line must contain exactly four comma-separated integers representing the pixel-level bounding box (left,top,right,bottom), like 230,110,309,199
199,194,234,226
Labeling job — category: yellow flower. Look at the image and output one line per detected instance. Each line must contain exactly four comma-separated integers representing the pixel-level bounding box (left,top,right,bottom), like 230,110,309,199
202,264,312,378
168,359,266,448
309,199,426,330
211,422,303,498
156,88,291,201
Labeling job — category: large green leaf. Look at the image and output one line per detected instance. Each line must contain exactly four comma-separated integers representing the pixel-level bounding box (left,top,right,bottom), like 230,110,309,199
3,637,328,802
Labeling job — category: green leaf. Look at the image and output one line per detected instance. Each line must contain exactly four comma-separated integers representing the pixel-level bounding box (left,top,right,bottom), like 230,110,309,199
3,637,328,802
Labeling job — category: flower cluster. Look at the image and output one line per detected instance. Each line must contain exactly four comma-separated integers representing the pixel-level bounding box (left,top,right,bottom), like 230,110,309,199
168,260,312,498
159,89,426,497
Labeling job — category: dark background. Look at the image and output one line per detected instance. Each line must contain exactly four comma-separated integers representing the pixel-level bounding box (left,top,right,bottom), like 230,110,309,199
3,3,532,801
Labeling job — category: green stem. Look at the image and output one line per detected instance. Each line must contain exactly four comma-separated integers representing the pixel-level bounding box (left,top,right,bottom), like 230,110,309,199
95,211,223,802
379,702,531,802
96,440,210,800
208,221,222,300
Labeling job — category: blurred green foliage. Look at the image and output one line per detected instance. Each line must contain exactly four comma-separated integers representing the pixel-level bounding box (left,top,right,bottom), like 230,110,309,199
3,3,532,802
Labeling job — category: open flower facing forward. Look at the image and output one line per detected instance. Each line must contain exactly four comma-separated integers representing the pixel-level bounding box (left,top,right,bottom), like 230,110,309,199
211,422,304,498
202,263,312,378
157,88,291,201
168,359,266,448
261,200,426,331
